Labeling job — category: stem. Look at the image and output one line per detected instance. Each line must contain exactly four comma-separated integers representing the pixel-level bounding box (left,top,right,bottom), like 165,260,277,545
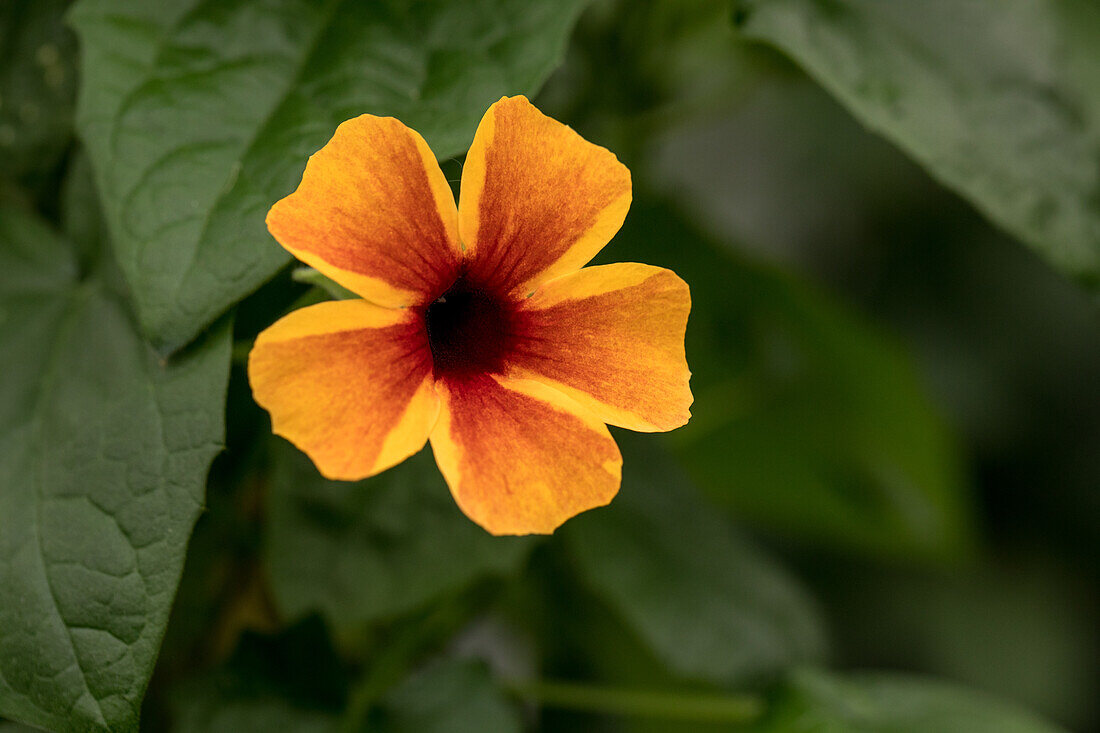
505,679,766,724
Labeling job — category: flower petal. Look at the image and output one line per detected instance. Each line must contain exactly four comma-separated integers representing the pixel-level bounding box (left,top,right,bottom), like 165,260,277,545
510,263,692,432
248,300,437,480
459,96,631,295
267,115,460,307
429,375,622,535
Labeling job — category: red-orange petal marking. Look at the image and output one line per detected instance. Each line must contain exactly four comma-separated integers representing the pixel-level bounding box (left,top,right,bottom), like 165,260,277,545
248,300,437,480
429,375,622,535
459,96,631,296
510,263,692,432
267,115,460,307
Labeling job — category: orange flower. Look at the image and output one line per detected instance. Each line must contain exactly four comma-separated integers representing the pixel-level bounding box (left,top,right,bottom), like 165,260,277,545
249,96,692,535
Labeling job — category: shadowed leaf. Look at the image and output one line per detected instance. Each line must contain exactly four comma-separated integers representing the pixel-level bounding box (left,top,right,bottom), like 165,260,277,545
734,0,1100,286
265,443,534,634
563,438,827,685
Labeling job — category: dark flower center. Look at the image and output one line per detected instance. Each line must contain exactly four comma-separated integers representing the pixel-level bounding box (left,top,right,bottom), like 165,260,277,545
424,276,517,379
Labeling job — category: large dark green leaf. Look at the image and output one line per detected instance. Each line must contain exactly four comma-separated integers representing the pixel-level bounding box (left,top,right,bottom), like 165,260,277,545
0,0,77,181
0,204,231,732
70,0,592,353
608,202,974,560
264,443,533,634
733,0,1100,285
750,668,1070,733
562,438,826,685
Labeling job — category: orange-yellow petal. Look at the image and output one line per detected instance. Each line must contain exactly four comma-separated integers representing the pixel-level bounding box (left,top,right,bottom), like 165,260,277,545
248,300,437,480
509,263,692,432
459,96,631,296
429,375,622,535
267,115,461,307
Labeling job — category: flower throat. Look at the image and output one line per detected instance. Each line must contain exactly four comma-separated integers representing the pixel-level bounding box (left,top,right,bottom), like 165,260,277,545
425,275,518,380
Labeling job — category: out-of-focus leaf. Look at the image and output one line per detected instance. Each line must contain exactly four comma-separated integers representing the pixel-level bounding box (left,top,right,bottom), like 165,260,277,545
651,75,933,267
171,622,518,733
821,559,1098,729
366,659,521,733
174,662,522,733
176,695,337,733
562,437,827,685
59,151,110,268
70,0,592,353
608,201,973,560
0,0,77,180
171,620,344,733
733,0,1100,285
750,668,1070,733
0,722,39,733
264,444,533,634
0,205,231,732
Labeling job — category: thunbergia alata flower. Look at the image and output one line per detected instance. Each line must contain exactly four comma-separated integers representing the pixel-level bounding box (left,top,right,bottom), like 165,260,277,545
249,96,692,535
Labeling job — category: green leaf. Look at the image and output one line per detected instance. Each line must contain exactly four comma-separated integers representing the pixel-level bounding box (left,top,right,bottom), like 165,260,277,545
0,0,77,181
171,623,519,733
561,437,827,685
609,201,974,560
823,560,1098,728
732,0,1100,286
59,151,110,267
0,204,231,733
750,668,1070,733
0,722,39,733
70,0,592,353
170,621,344,733
173,661,522,733
176,697,337,733
264,443,534,634
366,659,521,733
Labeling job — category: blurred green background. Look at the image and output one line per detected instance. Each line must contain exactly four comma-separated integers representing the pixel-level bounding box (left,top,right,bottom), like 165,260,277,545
1,0,1098,731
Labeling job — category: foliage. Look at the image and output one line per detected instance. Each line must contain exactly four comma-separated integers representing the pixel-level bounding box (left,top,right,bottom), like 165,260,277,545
0,0,76,184
70,0,589,353
0,204,230,731
264,443,533,634
733,0,1100,286
1,0,1097,731
614,203,973,560
561,437,827,684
